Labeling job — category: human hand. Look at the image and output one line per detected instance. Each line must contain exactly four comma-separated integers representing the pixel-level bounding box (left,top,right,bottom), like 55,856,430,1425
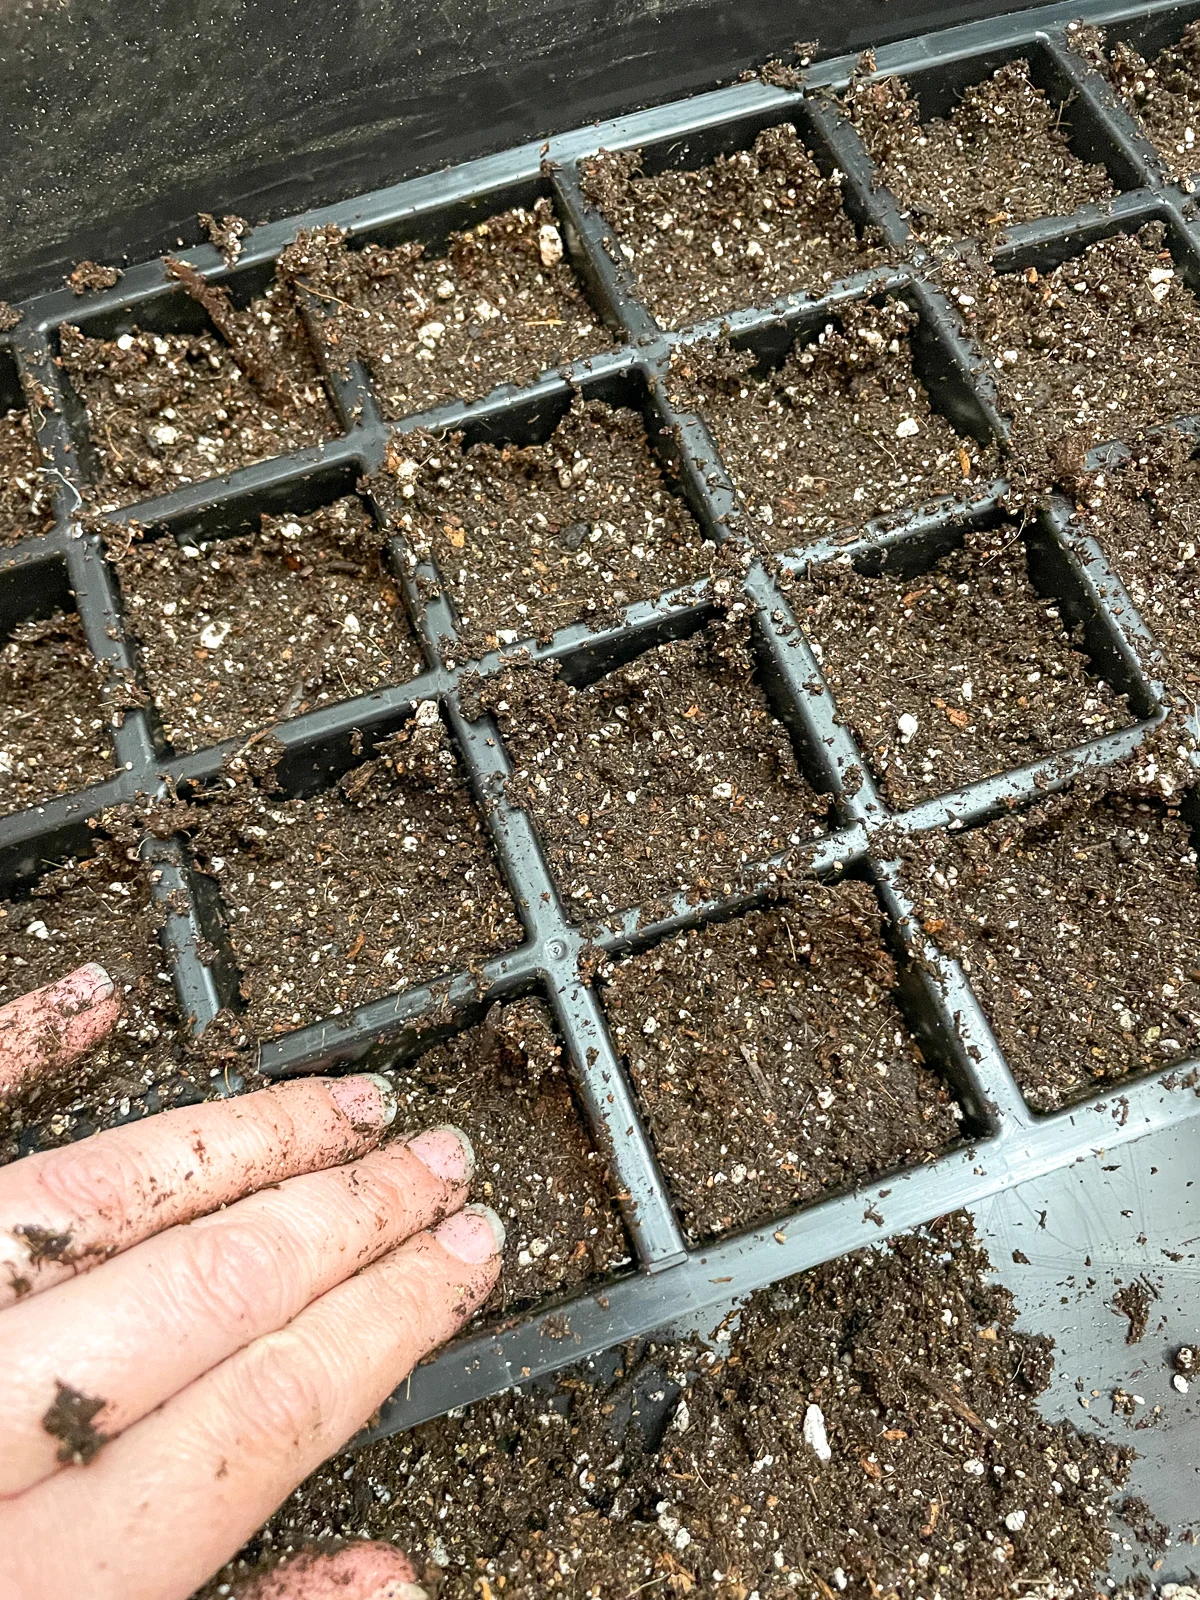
0,1072,502,1600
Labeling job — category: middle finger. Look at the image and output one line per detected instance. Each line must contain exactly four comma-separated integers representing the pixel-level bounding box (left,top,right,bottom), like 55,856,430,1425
0,1124,472,1497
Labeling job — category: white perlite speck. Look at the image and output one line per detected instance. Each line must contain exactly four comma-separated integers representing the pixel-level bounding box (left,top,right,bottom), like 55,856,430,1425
897,712,920,743
803,1402,831,1463
1004,1509,1027,1532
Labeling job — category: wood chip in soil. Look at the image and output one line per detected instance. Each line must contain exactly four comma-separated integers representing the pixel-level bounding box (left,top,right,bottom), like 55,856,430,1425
387,999,627,1314
114,496,425,753
1069,19,1200,184
601,884,961,1241
0,611,112,816
208,1215,1133,1600
477,623,828,922
943,223,1200,473
0,405,54,545
183,720,521,1041
275,201,610,422
670,298,997,555
845,58,1115,242
58,279,337,508
0,830,186,1163
377,398,712,659
903,790,1200,1111
787,524,1132,809
580,124,881,330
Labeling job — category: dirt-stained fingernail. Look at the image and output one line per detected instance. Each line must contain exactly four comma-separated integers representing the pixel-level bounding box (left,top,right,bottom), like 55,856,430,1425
433,1203,505,1264
327,1074,398,1131
405,1124,475,1186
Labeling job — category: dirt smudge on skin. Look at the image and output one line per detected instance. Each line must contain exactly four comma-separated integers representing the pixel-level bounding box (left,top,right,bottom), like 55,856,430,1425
42,1381,109,1465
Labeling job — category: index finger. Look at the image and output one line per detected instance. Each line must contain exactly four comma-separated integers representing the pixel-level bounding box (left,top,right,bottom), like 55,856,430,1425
0,1074,397,1307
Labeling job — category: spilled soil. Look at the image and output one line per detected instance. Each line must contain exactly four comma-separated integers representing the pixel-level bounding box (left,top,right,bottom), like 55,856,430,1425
670,298,997,554
581,124,880,330
378,398,712,658
277,201,610,421
788,524,1132,809
601,882,961,1241
846,58,1115,242
1070,19,1200,184
475,623,828,921
114,496,425,753
0,611,112,816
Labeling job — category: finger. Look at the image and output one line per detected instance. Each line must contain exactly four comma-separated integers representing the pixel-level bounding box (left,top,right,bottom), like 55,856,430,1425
0,964,121,1098
235,1543,425,1600
0,1208,504,1600
0,1127,473,1496
0,1074,398,1307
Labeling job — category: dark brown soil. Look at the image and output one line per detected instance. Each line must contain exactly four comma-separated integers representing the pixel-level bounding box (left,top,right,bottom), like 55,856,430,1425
846,59,1115,242
0,611,112,816
670,299,997,554
388,999,627,1312
378,399,712,658
944,224,1200,471
183,721,521,1040
0,407,54,545
477,624,828,921
1070,20,1200,185
789,525,1132,809
580,125,878,331
601,883,961,1241
58,281,337,509
0,830,184,1158
1071,428,1200,716
114,497,425,753
212,1214,1132,1600
42,1381,108,1465
903,790,1200,1111
276,201,610,421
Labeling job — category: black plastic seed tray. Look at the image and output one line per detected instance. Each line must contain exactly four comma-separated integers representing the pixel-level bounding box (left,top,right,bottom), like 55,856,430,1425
3,0,1200,1473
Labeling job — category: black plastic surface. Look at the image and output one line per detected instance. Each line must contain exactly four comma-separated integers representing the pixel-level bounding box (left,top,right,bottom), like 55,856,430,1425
2,0,1200,1466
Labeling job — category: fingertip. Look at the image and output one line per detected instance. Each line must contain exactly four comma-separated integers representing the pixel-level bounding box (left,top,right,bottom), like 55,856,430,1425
325,1074,398,1132
234,1541,424,1599
403,1123,475,1187
432,1203,505,1265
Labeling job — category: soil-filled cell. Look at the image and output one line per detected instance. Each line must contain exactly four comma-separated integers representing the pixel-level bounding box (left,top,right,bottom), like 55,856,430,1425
116,497,425,753
0,611,111,816
382,399,711,658
0,407,54,545
580,124,877,330
1071,20,1200,184
906,792,1200,1110
793,526,1132,808
185,719,521,1039
277,202,610,421
846,59,1115,241
390,999,628,1311
59,281,337,507
672,299,996,554
478,624,828,920
602,884,961,1240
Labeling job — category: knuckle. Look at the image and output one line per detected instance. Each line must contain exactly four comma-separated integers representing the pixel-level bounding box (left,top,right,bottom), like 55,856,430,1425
33,1141,149,1239
177,1221,299,1333
229,1330,334,1445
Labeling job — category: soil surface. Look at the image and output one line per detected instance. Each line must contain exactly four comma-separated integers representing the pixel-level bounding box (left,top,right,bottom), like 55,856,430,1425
671,299,997,554
58,281,337,508
276,202,609,421
0,829,183,1161
379,399,711,658
477,624,828,921
1070,19,1200,184
114,496,424,753
601,883,960,1241
846,59,1115,242
903,789,1200,1110
0,611,111,816
580,124,879,330
789,525,1132,809
183,719,520,1040
944,224,1200,475
388,999,627,1313
213,1214,1132,1600
0,407,54,545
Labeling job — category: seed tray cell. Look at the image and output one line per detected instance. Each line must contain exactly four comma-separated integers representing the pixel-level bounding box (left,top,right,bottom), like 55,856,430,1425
3,0,1200,1475
1068,10,1200,184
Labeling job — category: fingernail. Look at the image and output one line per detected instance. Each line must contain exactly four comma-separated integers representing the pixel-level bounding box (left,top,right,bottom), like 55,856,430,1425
405,1124,475,1186
433,1203,505,1263
75,963,116,1002
327,1073,398,1131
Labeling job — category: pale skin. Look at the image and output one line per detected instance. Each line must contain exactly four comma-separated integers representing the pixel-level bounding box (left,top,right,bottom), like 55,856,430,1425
0,1070,503,1600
